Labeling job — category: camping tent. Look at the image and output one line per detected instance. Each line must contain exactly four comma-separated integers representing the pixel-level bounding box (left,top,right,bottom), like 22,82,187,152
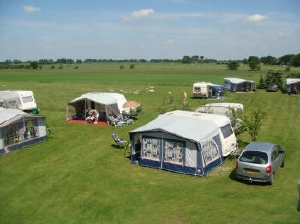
224,78,256,92
129,111,224,176
66,92,127,122
0,108,47,154
285,78,300,95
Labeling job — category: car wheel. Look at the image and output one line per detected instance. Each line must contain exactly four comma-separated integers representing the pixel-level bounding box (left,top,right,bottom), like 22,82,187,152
268,174,274,185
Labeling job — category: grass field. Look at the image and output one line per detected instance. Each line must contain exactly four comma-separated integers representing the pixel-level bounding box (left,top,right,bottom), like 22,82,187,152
0,63,299,223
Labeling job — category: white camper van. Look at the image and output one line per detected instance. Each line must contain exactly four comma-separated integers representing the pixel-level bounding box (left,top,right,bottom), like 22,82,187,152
193,82,213,98
165,110,237,157
193,82,224,99
0,90,38,113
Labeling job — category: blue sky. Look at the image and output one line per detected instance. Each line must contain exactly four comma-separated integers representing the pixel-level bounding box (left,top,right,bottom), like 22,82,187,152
0,0,299,61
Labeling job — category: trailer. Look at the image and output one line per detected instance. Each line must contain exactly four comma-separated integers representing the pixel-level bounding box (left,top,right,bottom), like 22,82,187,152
0,90,38,113
193,82,224,99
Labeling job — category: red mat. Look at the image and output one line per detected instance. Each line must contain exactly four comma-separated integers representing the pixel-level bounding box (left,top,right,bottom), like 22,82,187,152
67,119,108,126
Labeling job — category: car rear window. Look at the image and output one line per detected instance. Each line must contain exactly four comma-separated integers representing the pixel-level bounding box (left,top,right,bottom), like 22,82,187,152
239,151,268,164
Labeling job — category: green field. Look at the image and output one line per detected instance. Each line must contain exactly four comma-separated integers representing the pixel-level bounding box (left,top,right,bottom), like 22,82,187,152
0,63,299,223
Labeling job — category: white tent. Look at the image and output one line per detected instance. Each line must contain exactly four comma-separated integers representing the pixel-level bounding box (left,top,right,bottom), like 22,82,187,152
66,92,127,122
129,111,224,176
0,108,47,154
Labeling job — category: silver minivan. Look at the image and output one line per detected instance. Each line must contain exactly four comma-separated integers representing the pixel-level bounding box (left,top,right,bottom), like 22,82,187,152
236,142,285,185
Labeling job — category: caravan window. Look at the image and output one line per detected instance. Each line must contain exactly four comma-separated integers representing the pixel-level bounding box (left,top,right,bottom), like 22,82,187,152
220,124,233,138
22,96,34,103
194,86,201,92
8,100,17,109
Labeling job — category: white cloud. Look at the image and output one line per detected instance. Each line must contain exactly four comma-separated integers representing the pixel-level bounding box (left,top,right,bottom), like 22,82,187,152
122,9,155,21
23,5,41,14
247,14,267,22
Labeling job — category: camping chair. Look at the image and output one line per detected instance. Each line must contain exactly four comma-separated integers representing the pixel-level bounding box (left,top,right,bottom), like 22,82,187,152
118,114,134,125
107,116,125,127
112,132,127,149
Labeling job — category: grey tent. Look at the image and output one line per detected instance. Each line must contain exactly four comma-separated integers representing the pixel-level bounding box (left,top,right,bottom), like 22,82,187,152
0,108,47,154
129,111,224,176
286,78,300,95
224,77,256,92
66,92,126,123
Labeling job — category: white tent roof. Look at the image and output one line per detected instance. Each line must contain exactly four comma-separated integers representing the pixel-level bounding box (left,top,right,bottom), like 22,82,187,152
224,77,255,84
286,78,300,85
0,108,43,127
165,110,231,128
68,92,127,111
130,113,219,143
68,92,118,105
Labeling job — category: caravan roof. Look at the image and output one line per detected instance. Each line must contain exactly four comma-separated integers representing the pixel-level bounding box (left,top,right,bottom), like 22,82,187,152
165,110,231,128
196,103,244,115
130,113,219,143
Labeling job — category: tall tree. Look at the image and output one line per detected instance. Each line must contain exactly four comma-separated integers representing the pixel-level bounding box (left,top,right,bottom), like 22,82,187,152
248,56,260,70
227,60,240,70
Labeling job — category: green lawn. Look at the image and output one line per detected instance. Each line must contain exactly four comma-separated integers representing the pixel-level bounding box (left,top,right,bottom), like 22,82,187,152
0,63,299,224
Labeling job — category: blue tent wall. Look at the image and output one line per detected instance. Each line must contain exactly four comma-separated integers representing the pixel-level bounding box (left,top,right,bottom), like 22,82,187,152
130,131,223,177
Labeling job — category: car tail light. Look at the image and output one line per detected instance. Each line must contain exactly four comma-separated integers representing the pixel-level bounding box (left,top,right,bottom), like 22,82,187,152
266,165,272,174
236,161,239,169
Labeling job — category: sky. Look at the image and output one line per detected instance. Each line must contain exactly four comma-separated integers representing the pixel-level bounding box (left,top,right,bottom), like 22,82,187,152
0,0,300,61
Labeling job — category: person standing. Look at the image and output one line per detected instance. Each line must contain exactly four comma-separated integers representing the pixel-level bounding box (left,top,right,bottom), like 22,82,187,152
183,91,187,105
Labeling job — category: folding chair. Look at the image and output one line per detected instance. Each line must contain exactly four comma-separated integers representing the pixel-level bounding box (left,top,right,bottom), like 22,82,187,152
112,132,127,149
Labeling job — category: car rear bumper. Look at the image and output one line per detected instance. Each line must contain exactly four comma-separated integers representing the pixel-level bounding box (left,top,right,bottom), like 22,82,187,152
236,172,272,183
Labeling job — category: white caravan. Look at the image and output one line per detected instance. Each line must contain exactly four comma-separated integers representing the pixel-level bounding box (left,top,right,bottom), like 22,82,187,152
193,82,214,98
0,90,38,112
165,110,237,157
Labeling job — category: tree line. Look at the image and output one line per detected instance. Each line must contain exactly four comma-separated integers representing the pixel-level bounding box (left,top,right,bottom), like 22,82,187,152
1,53,300,69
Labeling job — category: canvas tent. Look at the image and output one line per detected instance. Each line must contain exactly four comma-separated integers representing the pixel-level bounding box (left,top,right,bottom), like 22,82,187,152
285,78,300,95
224,78,256,92
129,110,224,176
66,92,127,123
0,108,47,154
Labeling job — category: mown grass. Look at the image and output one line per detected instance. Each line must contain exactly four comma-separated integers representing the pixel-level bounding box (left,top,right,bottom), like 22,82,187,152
0,63,299,224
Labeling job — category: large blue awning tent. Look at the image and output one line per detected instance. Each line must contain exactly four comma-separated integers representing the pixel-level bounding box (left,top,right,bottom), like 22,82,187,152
129,111,224,177
224,77,256,92
0,108,47,154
